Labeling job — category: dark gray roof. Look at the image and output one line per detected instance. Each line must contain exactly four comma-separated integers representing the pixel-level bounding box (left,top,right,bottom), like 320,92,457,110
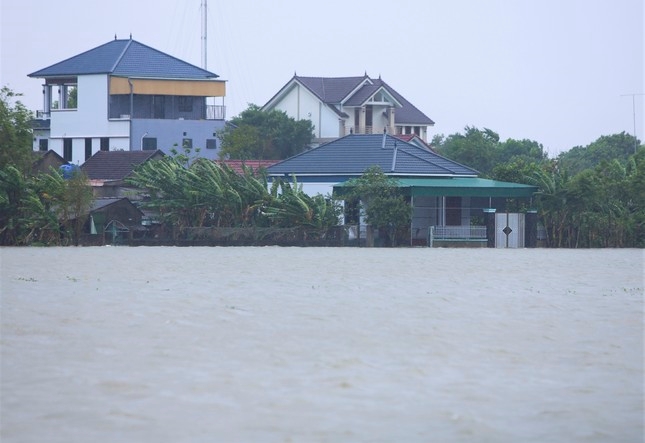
29,39,219,79
296,76,366,103
81,150,164,180
291,75,434,126
267,134,477,177
343,84,383,106
371,78,434,125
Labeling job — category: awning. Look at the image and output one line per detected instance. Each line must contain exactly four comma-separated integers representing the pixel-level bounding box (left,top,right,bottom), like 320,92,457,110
334,177,538,198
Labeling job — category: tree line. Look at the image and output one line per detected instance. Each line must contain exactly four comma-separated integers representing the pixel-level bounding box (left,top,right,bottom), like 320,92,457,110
1,87,643,247
433,127,645,247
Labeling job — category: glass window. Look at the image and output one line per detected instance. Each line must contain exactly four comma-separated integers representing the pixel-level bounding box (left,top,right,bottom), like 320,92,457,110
206,139,217,150
85,138,92,160
63,138,72,162
178,96,193,112
142,137,158,151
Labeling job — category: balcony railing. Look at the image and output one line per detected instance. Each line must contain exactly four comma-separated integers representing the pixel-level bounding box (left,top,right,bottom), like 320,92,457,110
205,104,225,120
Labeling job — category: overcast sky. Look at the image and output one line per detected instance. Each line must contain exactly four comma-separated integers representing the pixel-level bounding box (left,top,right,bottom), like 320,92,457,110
1,0,643,156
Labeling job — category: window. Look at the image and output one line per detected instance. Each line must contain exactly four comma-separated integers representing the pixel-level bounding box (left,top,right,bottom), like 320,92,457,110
142,137,158,151
182,138,193,150
178,96,193,112
39,139,49,151
206,138,217,150
63,138,73,162
445,197,462,226
100,137,109,151
64,85,77,109
85,138,92,161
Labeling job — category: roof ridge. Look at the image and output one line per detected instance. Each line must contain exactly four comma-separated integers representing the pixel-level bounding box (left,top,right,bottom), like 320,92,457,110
124,40,219,78
110,39,133,73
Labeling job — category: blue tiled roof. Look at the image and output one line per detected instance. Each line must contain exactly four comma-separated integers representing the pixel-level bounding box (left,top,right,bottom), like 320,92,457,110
267,134,478,177
29,39,218,79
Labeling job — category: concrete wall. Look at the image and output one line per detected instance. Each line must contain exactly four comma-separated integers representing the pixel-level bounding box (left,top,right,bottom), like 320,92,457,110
131,119,226,160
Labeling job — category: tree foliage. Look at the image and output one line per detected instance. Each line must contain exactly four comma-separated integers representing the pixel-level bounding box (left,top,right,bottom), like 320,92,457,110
434,126,644,247
0,166,93,246
556,132,639,176
0,86,34,174
433,126,547,177
339,166,412,246
127,152,340,234
218,104,314,160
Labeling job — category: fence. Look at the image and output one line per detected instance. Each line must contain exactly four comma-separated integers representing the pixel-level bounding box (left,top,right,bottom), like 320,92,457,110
126,225,353,247
427,225,487,247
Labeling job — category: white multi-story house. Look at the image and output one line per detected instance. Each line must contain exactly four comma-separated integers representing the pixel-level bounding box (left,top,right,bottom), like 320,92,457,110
28,37,227,164
262,74,435,146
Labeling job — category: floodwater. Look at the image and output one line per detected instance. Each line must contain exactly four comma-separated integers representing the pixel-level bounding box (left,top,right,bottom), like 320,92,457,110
1,247,643,442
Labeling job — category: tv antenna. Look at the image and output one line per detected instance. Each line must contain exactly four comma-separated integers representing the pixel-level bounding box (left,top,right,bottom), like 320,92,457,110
621,93,644,153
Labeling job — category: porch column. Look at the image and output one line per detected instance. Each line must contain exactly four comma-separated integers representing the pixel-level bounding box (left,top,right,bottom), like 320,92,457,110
43,85,51,115
359,107,366,134
483,208,496,248
388,107,396,135
525,210,538,248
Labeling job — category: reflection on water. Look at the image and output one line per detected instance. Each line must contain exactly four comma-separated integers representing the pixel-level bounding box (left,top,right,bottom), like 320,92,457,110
1,247,643,442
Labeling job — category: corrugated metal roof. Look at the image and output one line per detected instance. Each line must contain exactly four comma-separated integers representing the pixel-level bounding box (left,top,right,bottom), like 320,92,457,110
395,178,538,197
267,134,477,177
29,39,219,79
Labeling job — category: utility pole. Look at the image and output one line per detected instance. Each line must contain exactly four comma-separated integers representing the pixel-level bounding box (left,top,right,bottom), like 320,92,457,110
621,93,644,153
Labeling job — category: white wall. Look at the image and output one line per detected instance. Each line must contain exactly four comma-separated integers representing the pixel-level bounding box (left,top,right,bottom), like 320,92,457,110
273,84,341,139
50,75,129,140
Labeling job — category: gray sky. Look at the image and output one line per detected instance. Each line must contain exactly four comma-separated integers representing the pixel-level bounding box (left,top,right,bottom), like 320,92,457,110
1,0,643,156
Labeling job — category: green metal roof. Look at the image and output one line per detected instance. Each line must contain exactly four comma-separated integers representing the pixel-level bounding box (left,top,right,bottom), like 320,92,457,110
335,177,537,198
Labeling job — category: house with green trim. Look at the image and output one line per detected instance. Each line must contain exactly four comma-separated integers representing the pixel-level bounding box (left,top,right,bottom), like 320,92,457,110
266,133,537,246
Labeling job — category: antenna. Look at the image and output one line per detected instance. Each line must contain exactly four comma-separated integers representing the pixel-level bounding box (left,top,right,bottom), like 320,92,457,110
201,0,208,69
621,93,644,153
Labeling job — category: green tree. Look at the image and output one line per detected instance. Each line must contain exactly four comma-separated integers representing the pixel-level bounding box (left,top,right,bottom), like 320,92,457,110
0,86,34,174
339,166,412,246
557,132,640,176
434,126,500,176
263,177,341,230
0,166,93,246
434,126,548,177
218,104,314,160
128,152,270,230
